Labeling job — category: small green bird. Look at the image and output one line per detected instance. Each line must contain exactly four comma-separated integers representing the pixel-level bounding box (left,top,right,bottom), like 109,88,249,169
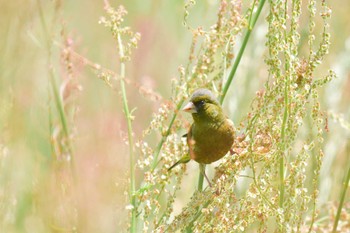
168,89,235,184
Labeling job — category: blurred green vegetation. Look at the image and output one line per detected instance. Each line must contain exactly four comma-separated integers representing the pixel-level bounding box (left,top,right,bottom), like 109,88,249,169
0,0,349,232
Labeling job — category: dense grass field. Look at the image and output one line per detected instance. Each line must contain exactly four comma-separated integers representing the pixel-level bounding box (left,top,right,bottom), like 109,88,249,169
1,0,349,232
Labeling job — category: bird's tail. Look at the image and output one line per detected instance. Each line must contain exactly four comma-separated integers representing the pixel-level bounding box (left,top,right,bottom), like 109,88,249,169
168,155,190,171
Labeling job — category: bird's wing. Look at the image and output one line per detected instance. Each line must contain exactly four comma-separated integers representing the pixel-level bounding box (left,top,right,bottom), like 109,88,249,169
187,124,196,160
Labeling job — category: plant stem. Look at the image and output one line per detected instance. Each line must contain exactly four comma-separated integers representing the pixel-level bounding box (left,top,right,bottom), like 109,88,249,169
332,142,350,233
49,71,74,163
279,54,290,210
279,0,291,211
197,0,266,191
220,0,266,104
151,99,184,171
116,33,137,233
185,199,211,231
48,41,76,174
197,173,204,191
37,0,75,170
198,164,205,191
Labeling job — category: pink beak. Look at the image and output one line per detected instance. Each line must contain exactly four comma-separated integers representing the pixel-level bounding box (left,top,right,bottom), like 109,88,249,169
183,102,197,113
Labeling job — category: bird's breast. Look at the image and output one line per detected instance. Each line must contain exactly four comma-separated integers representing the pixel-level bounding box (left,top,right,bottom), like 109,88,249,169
189,119,235,164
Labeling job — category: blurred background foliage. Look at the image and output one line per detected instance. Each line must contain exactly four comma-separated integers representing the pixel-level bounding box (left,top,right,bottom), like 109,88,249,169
0,0,349,232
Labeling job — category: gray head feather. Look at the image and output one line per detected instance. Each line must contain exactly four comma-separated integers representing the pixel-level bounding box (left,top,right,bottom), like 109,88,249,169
190,88,219,104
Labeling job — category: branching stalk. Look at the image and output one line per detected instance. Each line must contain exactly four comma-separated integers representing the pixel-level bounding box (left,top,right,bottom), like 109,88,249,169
279,0,291,211
279,98,288,208
220,0,266,104
116,32,137,233
151,99,184,171
196,0,266,191
37,0,75,170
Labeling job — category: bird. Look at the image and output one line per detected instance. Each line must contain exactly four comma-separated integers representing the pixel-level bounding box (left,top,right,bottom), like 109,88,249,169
168,88,235,186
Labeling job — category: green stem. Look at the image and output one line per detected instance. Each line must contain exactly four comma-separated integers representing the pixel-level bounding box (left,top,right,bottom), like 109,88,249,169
49,71,76,180
198,164,205,191
332,142,350,233
39,0,55,161
279,0,290,211
37,0,75,169
197,0,266,191
250,157,274,208
185,199,211,232
116,33,137,233
220,0,266,104
49,73,73,157
151,99,184,171
47,91,55,159
279,48,289,210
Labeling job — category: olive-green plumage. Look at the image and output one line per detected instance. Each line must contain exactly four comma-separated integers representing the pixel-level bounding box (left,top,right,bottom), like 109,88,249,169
168,88,235,170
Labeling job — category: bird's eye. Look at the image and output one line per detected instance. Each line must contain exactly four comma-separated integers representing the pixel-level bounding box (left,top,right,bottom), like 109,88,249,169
196,100,205,108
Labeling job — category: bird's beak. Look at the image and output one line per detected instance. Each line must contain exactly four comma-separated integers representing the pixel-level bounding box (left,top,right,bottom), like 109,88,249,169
183,102,197,113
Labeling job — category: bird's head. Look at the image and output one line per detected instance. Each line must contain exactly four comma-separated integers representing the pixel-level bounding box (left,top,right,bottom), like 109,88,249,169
183,89,224,123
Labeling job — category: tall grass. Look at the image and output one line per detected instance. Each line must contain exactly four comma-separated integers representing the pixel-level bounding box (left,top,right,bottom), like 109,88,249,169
0,0,350,232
